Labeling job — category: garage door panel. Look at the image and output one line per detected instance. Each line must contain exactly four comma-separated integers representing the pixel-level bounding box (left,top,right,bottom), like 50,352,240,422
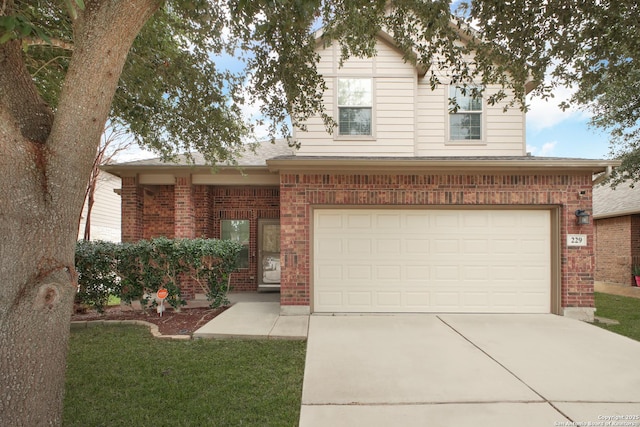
434,214,459,227
463,292,490,307
434,239,459,253
347,213,373,228
317,238,343,256
378,239,401,253
314,209,551,313
463,213,490,228
377,213,402,228
317,291,342,307
377,292,402,307
405,291,430,307
377,265,402,279
347,292,371,307
317,213,344,228
463,239,489,254
347,265,371,280
405,265,431,280
347,239,372,254
318,265,343,280
521,239,549,254
405,239,430,254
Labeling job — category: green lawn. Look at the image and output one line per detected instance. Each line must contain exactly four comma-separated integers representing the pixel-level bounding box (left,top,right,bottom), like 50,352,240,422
594,292,640,342
64,325,306,426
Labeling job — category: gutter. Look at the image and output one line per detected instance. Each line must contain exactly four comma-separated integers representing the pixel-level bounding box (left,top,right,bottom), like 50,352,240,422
267,157,620,174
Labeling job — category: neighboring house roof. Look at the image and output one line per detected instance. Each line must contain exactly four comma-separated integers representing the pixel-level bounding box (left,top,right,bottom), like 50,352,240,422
593,183,640,219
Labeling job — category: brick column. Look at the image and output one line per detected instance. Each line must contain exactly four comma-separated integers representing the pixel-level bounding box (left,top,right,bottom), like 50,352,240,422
174,175,195,239
120,175,143,242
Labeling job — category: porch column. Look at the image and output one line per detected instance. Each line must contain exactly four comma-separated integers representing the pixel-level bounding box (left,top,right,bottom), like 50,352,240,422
120,175,143,242
174,174,196,239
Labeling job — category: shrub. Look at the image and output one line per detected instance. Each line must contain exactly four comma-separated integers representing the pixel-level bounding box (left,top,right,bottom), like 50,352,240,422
183,238,243,307
75,240,119,313
74,238,243,312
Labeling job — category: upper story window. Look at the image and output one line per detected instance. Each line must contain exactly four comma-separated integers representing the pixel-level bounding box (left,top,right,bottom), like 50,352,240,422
449,86,482,141
338,78,372,136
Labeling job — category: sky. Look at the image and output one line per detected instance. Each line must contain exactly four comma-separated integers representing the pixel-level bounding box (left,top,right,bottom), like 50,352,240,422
526,93,611,160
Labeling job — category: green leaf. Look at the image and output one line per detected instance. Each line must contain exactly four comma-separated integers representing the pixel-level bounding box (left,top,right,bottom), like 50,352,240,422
33,27,52,44
0,32,14,44
19,23,32,36
0,16,17,31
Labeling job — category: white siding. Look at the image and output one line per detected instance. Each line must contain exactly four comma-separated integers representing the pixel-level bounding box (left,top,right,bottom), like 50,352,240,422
295,39,417,156
415,84,526,156
78,171,121,242
295,34,528,157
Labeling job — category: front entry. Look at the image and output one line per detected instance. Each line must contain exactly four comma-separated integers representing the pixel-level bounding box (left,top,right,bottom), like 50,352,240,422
258,219,281,290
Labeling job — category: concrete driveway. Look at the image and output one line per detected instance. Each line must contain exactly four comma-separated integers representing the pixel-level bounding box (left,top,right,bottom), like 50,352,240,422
300,314,640,426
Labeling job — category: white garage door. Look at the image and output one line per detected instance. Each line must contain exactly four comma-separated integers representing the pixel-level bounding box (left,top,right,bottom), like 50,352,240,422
313,209,551,313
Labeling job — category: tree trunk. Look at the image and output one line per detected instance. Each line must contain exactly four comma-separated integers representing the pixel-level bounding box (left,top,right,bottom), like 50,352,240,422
0,1,159,425
83,166,99,241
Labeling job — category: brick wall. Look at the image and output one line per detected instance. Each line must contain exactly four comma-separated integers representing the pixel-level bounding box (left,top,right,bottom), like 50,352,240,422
143,185,175,239
279,172,595,310
121,176,143,241
632,215,640,277
122,182,280,296
194,185,212,238
595,216,631,285
175,176,195,239
206,186,280,292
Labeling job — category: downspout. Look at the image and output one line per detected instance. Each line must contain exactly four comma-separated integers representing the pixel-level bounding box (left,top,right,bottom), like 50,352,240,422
593,166,613,185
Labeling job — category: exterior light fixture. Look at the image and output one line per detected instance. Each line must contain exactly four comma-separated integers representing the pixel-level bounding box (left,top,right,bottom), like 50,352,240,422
575,209,590,225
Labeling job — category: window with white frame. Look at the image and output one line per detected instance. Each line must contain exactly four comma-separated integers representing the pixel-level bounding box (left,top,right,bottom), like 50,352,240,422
338,78,372,136
449,86,482,140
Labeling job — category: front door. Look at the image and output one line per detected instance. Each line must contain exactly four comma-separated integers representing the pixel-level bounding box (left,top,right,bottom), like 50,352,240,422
258,219,281,290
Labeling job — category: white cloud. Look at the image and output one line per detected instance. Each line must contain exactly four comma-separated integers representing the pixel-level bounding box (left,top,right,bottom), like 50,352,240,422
526,83,591,132
113,143,157,163
527,141,557,157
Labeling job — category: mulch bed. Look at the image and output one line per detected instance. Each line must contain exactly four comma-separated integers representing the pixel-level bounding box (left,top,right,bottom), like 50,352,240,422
71,305,228,336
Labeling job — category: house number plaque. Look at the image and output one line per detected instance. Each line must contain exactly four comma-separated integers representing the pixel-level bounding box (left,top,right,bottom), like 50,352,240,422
567,234,587,247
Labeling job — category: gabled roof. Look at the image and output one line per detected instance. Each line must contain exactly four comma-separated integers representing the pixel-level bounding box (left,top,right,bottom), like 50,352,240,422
315,21,538,94
593,183,640,219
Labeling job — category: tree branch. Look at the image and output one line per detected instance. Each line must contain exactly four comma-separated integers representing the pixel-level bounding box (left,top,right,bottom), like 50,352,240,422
24,37,74,51
0,39,53,143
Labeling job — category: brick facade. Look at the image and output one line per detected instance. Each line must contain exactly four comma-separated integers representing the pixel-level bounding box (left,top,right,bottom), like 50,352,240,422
203,186,280,292
121,180,279,296
143,185,175,239
595,214,640,286
279,171,595,311
121,176,144,241
121,169,598,313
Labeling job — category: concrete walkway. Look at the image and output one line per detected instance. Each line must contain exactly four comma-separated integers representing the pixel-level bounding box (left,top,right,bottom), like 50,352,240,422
300,314,640,426
193,292,308,339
